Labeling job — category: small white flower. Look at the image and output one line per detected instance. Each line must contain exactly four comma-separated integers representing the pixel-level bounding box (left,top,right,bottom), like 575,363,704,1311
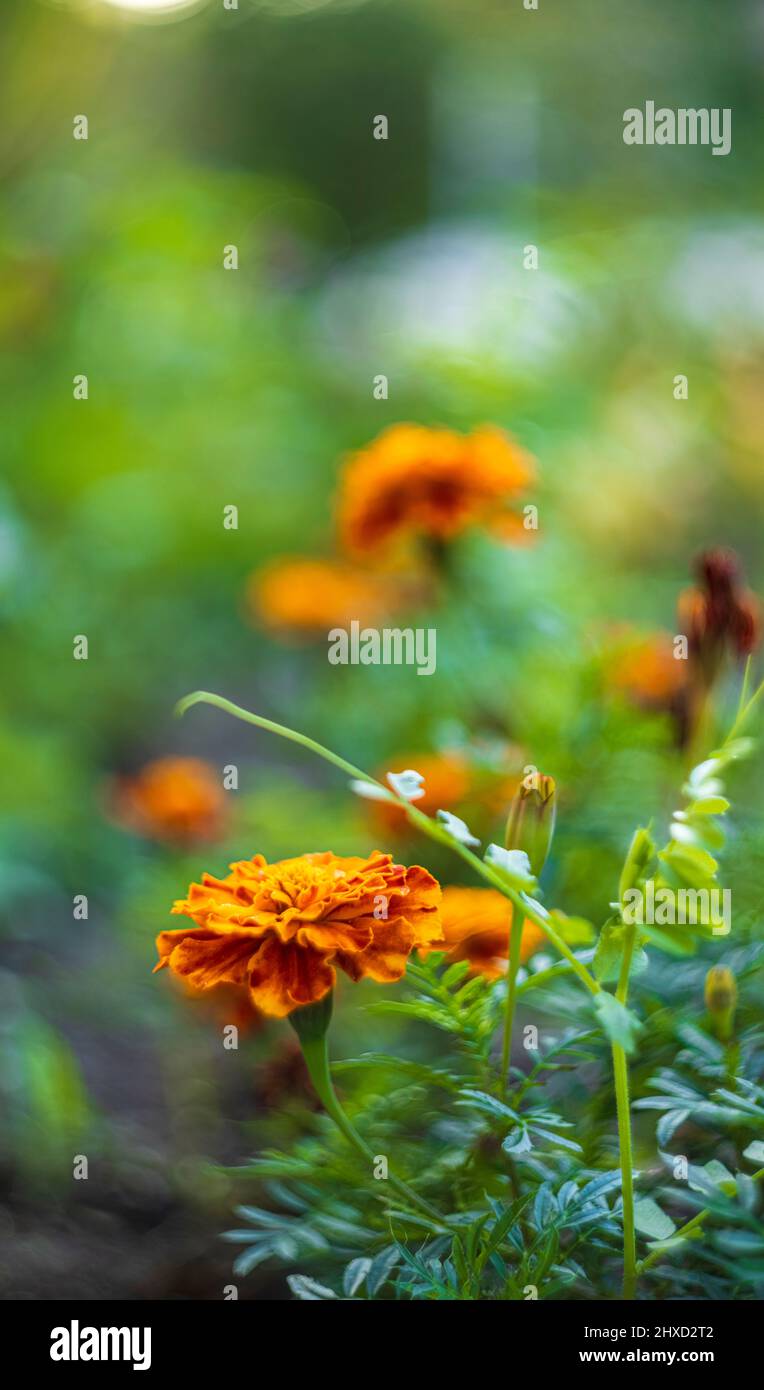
386,769,426,802
436,809,480,847
484,844,536,891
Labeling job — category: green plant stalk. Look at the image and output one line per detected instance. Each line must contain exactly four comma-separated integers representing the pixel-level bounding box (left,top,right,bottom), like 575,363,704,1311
500,912,525,1095
612,1041,636,1299
638,1167,764,1277
297,1030,446,1228
613,922,638,1300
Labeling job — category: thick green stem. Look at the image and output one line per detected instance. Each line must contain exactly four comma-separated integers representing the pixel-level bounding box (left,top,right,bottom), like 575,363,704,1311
612,1040,637,1299
500,912,524,1095
298,1031,446,1228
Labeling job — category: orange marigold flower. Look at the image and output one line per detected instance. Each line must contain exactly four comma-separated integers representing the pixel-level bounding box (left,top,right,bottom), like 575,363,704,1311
111,757,225,845
155,850,442,1018
249,556,399,635
607,630,687,706
337,423,535,557
433,886,545,980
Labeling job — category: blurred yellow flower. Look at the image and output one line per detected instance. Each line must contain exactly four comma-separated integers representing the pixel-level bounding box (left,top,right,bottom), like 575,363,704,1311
337,423,535,557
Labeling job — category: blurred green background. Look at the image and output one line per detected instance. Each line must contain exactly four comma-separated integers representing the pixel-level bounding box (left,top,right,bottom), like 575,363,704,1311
1,0,763,1298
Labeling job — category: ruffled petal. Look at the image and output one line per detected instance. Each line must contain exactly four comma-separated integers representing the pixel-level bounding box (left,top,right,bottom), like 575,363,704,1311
337,913,417,984
155,928,258,990
247,936,336,1018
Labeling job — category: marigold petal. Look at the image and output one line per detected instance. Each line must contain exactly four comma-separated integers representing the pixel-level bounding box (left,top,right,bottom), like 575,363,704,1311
247,936,336,1018
155,928,258,990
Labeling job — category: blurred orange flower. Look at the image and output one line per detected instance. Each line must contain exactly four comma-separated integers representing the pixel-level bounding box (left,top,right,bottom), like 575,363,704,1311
432,886,545,979
678,548,760,676
180,980,266,1037
337,423,535,557
112,757,225,845
607,630,687,706
249,556,399,635
156,850,442,1018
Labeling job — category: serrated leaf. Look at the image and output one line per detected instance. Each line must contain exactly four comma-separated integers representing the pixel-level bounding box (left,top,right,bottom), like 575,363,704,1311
634,1197,676,1241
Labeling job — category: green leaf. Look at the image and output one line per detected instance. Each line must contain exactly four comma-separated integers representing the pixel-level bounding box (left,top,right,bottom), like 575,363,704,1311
593,992,642,1055
688,1160,736,1197
743,1141,764,1165
366,1245,400,1296
548,910,595,945
343,1258,372,1298
686,796,730,816
593,920,626,983
658,843,718,888
502,1125,533,1155
634,1198,676,1242
287,1274,338,1301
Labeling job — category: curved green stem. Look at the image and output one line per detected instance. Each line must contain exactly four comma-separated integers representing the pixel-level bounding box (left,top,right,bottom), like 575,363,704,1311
298,1031,446,1228
500,912,524,1096
176,691,382,789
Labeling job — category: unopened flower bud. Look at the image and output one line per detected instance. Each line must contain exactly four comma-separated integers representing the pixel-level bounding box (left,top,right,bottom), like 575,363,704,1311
619,826,655,906
704,965,737,1042
504,773,556,879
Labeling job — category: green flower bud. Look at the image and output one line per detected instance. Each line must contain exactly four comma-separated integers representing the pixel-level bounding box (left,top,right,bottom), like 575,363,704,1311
704,965,737,1042
504,772,556,879
619,826,656,906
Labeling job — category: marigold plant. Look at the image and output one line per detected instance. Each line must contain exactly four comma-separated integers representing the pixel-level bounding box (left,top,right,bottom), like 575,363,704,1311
153,670,764,1304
